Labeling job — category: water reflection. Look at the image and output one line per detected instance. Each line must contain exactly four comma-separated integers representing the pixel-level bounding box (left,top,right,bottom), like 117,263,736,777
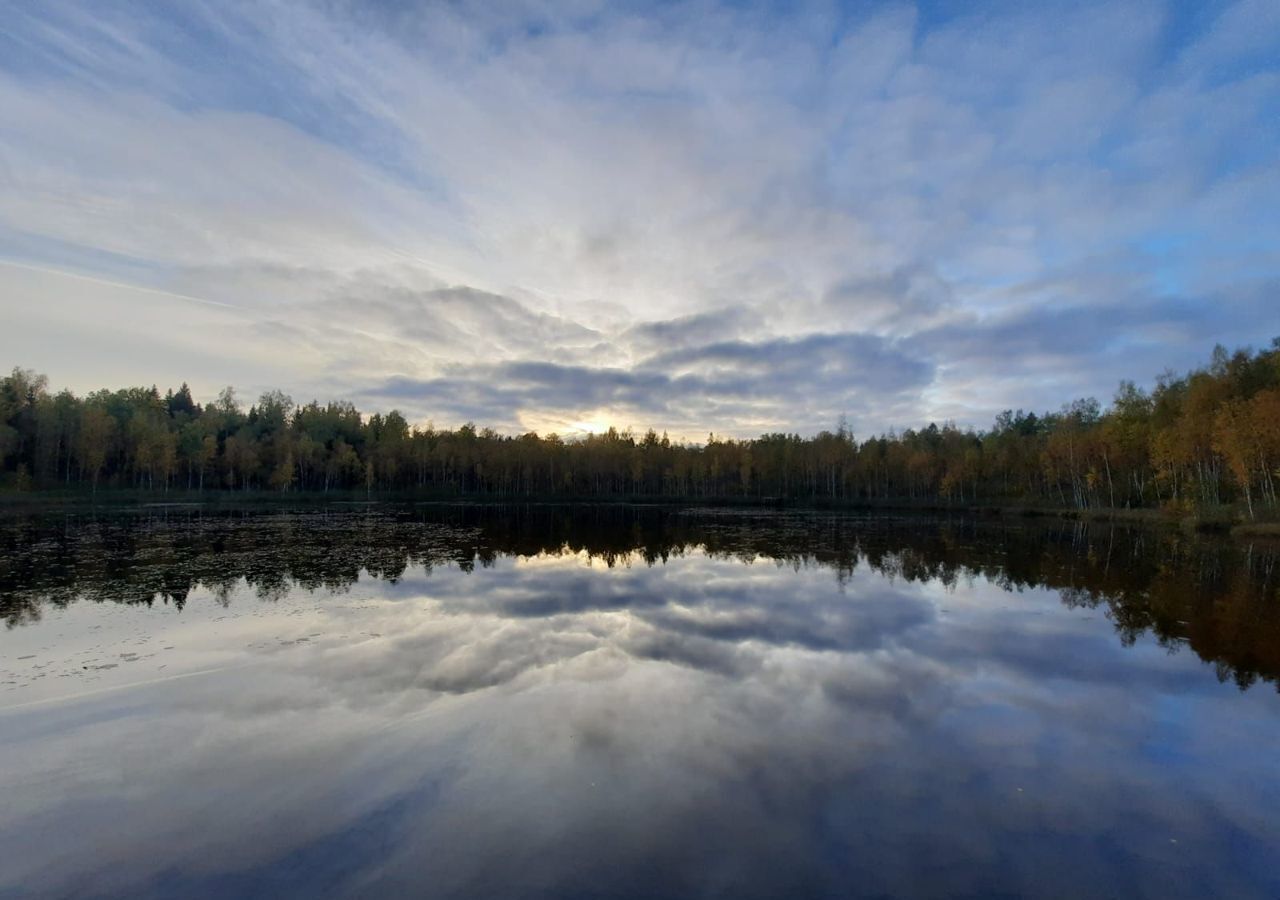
3,505,1278,690
2,507,1279,899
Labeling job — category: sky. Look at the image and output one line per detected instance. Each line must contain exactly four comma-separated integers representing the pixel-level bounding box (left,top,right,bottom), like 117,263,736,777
1,0,1278,439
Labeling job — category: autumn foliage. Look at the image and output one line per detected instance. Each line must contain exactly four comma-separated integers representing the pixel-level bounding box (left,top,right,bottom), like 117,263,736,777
2,341,1278,515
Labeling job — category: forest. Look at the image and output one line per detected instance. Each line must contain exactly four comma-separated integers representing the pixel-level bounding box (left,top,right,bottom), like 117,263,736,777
1,341,1278,517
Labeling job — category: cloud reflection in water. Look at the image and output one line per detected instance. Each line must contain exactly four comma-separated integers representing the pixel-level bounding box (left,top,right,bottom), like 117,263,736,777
1,508,1278,898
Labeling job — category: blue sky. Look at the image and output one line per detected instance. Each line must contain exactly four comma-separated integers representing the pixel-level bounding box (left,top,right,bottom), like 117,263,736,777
1,0,1277,437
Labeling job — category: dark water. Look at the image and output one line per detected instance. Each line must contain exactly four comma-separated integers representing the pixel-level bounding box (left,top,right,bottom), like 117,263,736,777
2,505,1279,899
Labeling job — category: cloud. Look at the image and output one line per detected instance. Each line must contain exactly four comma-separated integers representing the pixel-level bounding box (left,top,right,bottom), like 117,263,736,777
822,264,956,330
359,330,934,434
620,308,749,354
0,0,1277,436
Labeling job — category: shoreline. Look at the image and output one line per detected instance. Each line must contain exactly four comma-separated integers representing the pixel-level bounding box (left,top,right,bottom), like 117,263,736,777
3,490,1277,538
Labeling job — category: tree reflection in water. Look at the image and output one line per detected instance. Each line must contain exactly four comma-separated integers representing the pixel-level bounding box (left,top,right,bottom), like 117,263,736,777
2,505,1277,690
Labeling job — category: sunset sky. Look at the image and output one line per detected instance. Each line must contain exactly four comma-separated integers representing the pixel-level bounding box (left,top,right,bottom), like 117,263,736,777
2,0,1278,439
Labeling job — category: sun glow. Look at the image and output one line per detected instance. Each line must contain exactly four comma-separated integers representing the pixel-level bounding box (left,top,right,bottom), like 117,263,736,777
568,419,610,436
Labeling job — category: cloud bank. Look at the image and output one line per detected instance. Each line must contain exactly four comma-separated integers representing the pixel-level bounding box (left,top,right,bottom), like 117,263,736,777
1,0,1277,436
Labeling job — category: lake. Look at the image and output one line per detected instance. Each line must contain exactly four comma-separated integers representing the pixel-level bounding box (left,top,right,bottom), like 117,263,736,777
2,505,1278,898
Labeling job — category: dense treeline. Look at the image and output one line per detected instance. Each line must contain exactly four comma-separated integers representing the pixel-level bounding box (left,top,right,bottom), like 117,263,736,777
2,341,1279,514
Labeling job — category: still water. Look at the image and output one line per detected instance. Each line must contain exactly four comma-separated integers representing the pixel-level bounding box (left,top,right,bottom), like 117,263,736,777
1,505,1278,899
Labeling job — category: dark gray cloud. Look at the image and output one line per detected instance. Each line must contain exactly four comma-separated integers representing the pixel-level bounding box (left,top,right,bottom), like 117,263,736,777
907,277,1280,421
621,308,749,353
822,264,956,328
359,330,935,434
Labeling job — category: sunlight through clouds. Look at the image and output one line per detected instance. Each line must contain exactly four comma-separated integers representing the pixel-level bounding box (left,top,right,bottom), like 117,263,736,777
1,0,1277,436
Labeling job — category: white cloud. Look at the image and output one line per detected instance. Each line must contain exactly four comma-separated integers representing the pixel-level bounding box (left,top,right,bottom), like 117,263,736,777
0,0,1277,435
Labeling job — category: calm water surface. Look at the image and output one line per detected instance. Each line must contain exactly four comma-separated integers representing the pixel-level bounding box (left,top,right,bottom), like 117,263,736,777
1,506,1278,898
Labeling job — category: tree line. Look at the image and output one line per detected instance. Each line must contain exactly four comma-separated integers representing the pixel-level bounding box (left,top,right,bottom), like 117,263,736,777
2,340,1278,515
